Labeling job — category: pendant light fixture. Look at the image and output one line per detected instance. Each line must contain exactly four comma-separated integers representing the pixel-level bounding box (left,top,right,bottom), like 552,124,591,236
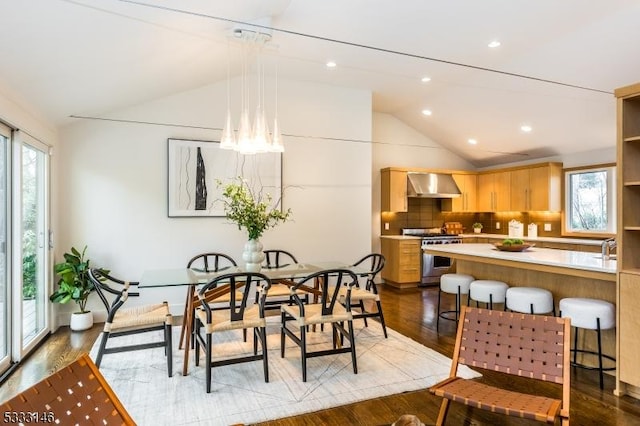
220,25,283,154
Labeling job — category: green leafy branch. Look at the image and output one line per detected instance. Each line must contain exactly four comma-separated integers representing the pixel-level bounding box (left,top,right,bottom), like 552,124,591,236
219,178,292,240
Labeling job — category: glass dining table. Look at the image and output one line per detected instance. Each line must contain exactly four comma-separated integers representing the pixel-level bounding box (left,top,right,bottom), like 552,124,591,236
140,262,371,376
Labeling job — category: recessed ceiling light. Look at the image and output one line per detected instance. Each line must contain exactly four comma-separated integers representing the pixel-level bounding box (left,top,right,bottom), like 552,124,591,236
326,61,337,68
468,138,478,145
521,125,533,133
421,76,431,83
488,40,501,48
421,109,432,116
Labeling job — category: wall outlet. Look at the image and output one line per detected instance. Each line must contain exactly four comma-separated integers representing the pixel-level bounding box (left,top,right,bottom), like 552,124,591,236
544,223,551,231
384,222,390,230
495,222,500,230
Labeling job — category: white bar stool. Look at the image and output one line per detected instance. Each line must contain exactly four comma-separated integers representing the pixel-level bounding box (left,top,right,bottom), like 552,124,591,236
468,280,509,310
505,287,555,315
559,297,616,390
437,273,474,331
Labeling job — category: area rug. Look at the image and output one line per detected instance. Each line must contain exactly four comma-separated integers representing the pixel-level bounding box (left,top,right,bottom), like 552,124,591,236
89,318,480,425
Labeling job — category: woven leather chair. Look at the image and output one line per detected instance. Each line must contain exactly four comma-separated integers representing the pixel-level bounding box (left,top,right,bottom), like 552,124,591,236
281,268,358,382
429,306,570,425
0,353,134,425
88,269,173,377
193,272,271,393
260,249,309,310
339,253,387,338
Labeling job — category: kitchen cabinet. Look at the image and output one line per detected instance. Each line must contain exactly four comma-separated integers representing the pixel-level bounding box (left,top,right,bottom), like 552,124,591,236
510,163,562,212
477,171,510,212
380,238,421,288
442,173,477,212
619,272,640,390
615,82,640,396
381,169,407,212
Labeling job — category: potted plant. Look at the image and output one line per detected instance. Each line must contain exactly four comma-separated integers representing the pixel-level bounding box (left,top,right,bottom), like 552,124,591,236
50,246,108,331
472,223,483,234
219,178,292,271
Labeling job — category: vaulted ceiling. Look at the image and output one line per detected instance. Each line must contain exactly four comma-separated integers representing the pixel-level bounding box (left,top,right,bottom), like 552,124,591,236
1,1,638,167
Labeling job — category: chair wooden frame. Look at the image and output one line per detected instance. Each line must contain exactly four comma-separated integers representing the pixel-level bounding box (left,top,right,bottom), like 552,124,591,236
193,272,272,393
429,307,570,425
0,353,135,425
88,269,173,377
280,269,358,382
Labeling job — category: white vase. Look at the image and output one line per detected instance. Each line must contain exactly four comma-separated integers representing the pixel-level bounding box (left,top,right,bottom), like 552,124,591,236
242,239,265,272
70,311,93,331
474,228,481,234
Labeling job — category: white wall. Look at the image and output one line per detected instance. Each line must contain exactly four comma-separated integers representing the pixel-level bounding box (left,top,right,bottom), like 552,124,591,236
477,146,616,170
371,113,475,251
56,78,373,324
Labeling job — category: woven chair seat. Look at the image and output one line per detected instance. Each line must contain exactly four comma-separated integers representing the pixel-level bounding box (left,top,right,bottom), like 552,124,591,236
430,377,562,423
107,302,172,332
196,304,266,333
268,282,308,297
281,302,352,326
338,286,379,302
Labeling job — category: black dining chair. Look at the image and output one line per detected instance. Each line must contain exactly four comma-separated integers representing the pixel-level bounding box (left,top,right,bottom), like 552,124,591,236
193,272,271,393
182,252,240,349
88,269,173,377
260,249,310,311
281,268,358,382
339,253,388,338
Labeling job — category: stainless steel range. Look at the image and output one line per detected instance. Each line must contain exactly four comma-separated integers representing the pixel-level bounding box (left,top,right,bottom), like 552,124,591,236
402,228,462,285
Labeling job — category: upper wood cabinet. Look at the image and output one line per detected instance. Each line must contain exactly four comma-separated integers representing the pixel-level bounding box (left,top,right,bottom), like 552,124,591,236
381,169,408,212
477,171,510,212
443,173,477,212
510,163,562,212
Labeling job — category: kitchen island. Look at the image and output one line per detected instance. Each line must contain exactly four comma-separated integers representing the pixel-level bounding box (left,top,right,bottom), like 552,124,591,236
424,243,616,365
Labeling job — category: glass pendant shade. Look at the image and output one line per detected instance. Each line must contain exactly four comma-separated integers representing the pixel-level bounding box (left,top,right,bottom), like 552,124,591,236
271,118,284,152
219,111,236,149
252,105,271,152
237,109,255,155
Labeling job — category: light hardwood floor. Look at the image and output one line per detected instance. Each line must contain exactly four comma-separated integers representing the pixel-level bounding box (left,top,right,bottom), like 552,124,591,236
2,285,640,425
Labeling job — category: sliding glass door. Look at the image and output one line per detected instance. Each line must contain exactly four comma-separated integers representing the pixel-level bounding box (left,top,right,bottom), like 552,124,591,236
18,135,49,353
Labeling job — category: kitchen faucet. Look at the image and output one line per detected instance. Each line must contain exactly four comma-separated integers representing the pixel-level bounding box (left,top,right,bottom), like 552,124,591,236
601,237,617,260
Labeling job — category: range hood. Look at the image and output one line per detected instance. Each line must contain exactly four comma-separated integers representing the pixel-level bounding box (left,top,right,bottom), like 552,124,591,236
406,172,461,198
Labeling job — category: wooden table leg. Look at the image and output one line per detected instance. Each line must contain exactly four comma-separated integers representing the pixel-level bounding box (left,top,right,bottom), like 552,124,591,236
178,285,194,350
181,285,196,376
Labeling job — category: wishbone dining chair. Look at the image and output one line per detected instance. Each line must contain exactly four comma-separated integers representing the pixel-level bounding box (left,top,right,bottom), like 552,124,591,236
260,249,310,311
339,253,388,338
181,252,239,350
193,271,272,393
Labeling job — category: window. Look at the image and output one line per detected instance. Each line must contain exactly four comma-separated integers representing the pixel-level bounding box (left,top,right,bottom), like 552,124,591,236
564,164,616,235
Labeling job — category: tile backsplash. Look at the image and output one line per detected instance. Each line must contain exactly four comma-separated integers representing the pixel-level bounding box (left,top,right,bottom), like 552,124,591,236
380,198,563,237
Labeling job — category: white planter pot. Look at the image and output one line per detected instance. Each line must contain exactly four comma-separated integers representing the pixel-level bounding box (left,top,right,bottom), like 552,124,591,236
242,239,265,272
70,311,93,331
474,228,482,234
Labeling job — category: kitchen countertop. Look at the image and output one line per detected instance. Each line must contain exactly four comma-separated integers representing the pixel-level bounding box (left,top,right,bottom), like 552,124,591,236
381,234,606,245
379,235,422,240
460,233,606,246
423,243,616,276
